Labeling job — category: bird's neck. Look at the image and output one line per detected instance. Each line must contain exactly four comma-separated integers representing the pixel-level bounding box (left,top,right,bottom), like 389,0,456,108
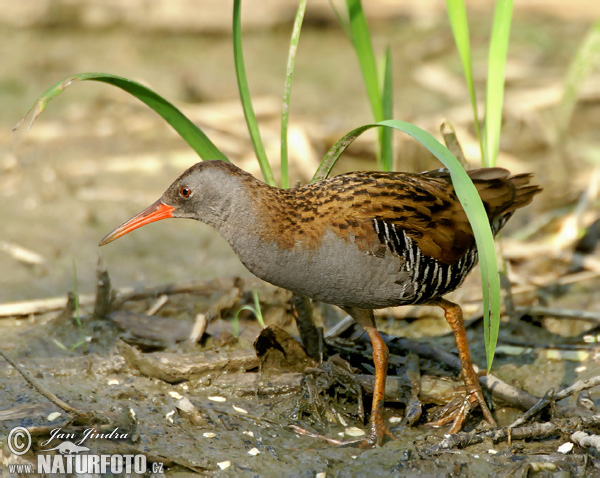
198,168,295,257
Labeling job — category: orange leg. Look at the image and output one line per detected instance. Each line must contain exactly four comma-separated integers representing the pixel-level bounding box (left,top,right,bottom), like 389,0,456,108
291,308,395,448
343,307,395,448
429,298,496,432
361,323,395,447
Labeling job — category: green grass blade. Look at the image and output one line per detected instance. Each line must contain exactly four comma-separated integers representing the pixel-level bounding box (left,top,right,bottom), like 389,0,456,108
329,0,352,40
380,46,394,171
344,0,395,171
232,0,276,186
446,0,483,161
312,123,373,182
484,0,513,167
233,305,257,337
280,0,307,189
556,19,600,139
314,120,500,370
14,73,228,162
345,0,384,122
252,290,266,328
233,290,265,337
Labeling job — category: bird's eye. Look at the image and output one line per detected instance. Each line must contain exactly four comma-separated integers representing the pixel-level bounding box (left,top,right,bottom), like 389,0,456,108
179,186,192,198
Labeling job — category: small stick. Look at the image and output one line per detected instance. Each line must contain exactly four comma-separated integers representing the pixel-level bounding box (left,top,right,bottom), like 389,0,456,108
440,121,469,168
428,421,558,451
0,240,46,265
554,375,600,401
404,353,422,425
93,256,112,319
174,396,209,427
0,349,88,418
55,292,77,322
0,295,95,318
390,337,592,418
324,315,356,339
514,306,600,322
509,388,555,429
510,375,600,428
470,270,600,302
291,295,322,362
431,415,600,451
571,431,600,453
288,424,362,446
146,294,168,316
0,277,243,318
113,277,239,306
189,313,208,343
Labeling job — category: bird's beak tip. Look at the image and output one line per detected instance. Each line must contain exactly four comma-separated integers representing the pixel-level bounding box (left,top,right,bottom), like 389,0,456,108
98,200,175,247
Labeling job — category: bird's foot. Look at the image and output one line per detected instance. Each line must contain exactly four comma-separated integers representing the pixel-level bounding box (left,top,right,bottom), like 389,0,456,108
428,396,472,432
289,422,395,449
288,425,359,446
428,383,496,433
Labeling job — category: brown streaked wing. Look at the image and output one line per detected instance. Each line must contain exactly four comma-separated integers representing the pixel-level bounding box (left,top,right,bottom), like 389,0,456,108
279,169,540,265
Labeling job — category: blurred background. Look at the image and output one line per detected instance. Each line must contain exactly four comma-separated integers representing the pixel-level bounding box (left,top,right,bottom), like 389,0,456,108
1,0,598,304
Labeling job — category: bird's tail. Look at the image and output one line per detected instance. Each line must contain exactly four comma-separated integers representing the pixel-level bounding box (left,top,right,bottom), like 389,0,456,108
467,168,542,233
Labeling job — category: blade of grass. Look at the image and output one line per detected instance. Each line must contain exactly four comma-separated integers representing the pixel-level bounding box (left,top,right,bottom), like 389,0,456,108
232,0,276,186
556,19,600,140
53,261,87,352
345,0,383,121
345,0,394,171
233,305,256,337
252,290,265,328
314,120,500,370
484,0,513,167
14,73,228,162
281,0,307,189
380,46,394,171
232,290,265,337
446,0,484,162
329,0,352,40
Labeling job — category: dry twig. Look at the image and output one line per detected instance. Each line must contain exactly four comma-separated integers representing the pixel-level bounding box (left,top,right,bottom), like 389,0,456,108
429,415,600,452
510,375,600,428
571,431,600,453
112,277,240,306
145,294,168,316
554,375,600,401
404,353,423,425
389,337,593,418
514,306,600,322
93,256,112,319
0,349,88,418
0,294,96,318
189,313,208,343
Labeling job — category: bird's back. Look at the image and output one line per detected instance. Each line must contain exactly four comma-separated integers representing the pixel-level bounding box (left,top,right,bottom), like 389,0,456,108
248,167,540,308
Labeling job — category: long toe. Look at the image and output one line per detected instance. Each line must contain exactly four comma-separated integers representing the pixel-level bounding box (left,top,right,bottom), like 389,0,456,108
448,399,471,434
289,424,395,449
427,387,495,433
357,425,396,449
427,396,468,429
448,385,496,434
467,381,497,428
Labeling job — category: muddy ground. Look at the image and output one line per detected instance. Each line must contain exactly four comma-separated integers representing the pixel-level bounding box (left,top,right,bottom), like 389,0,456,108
1,1,600,476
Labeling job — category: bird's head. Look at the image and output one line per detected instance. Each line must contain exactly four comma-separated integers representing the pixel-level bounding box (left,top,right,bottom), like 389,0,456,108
99,161,243,246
